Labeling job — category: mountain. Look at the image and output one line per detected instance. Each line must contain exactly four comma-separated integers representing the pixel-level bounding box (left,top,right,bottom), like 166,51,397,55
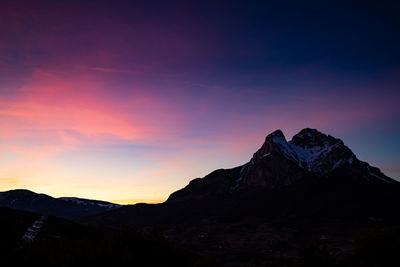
0,189,121,218
168,128,395,201
82,128,400,266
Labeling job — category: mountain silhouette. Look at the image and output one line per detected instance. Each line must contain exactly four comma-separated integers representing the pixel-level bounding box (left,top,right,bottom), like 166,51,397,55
82,128,399,227
0,189,121,218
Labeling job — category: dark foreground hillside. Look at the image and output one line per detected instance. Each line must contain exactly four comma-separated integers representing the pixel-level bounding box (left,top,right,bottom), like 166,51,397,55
2,205,399,267
0,206,215,267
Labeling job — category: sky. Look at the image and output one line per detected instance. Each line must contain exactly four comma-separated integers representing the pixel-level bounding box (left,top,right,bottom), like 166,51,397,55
1,0,399,203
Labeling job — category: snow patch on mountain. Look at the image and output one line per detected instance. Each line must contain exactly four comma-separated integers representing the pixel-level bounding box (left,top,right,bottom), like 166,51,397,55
230,162,251,192
21,215,47,243
270,133,351,175
59,197,121,209
363,163,392,184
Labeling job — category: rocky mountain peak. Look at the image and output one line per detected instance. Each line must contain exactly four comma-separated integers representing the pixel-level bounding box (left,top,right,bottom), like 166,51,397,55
252,129,287,161
291,128,342,149
268,129,285,138
250,128,358,177
226,128,394,191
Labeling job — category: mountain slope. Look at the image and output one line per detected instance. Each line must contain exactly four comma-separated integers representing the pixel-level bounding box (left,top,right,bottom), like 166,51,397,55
0,189,121,218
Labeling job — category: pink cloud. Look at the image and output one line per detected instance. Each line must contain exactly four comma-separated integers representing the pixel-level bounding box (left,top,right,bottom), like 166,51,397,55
0,68,190,157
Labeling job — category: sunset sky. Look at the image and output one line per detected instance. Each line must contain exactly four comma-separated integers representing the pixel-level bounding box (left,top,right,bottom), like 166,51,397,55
1,1,399,203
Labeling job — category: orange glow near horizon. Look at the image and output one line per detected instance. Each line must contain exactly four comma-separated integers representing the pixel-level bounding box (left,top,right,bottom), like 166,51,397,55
111,199,165,205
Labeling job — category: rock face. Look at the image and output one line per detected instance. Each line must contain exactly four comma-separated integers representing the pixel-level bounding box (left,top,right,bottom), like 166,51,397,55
240,128,393,187
254,128,355,175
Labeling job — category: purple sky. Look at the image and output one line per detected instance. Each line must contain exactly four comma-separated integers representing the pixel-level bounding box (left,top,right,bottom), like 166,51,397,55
1,1,399,202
